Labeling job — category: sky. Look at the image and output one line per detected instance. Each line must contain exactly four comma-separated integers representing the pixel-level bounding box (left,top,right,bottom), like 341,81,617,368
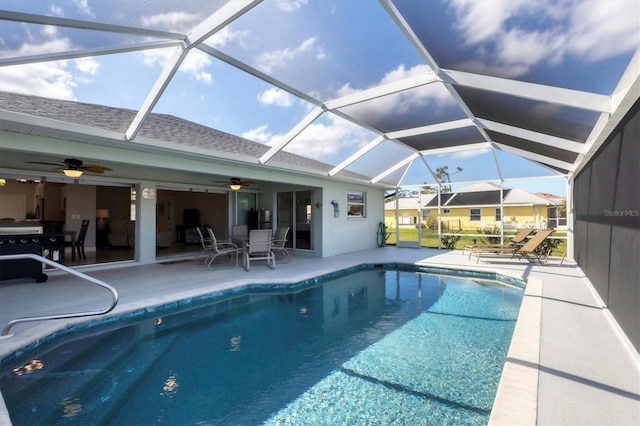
1,0,639,198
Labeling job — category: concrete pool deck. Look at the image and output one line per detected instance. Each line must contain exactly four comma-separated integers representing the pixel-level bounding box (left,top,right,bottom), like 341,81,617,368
1,247,639,425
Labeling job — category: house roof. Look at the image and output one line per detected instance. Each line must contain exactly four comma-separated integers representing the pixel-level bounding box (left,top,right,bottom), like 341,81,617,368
0,91,371,183
0,2,638,188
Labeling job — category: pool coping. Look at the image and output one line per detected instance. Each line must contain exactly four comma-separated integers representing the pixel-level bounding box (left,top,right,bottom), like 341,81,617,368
0,262,534,424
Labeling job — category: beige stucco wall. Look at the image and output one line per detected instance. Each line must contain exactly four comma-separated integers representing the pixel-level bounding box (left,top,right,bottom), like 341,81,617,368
385,205,550,230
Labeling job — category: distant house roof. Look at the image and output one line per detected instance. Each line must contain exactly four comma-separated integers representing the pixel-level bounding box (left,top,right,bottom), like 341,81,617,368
419,183,557,208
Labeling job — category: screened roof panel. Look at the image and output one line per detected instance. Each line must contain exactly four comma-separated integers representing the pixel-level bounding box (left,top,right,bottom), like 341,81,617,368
397,126,485,152
1,0,227,31
393,0,639,94
0,0,638,195
343,139,415,179
155,53,316,141
488,130,579,165
422,148,499,184
284,112,376,166
212,0,424,100
456,86,600,143
336,83,466,133
493,149,566,180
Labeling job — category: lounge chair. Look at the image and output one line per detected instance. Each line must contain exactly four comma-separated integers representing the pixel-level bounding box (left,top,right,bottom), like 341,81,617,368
205,227,239,269
243,229,275,271
463,227,535,258
472,229,554,264
271,226,291,262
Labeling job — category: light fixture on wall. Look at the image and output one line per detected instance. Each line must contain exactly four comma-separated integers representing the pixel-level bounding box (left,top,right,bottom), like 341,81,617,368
63,169,83,178
0,178,6,186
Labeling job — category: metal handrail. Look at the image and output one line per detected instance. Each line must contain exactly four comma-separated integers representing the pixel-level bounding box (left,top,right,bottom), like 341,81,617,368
0,253,119,337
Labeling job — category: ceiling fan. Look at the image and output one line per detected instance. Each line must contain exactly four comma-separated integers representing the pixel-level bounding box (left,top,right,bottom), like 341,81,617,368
26,158,113,177
212,177,256,190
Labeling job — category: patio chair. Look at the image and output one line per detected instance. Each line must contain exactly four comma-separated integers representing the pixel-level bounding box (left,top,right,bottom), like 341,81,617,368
205,227,239,269
472,229,554,264
462,227,535,258
231,224,249,246
271,226,291,262
243,229,275,271
194,227,214,264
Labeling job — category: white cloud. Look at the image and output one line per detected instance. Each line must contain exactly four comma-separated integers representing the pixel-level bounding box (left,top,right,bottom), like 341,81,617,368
257,87,292,107
75,57,100,75
256,37,318,74
0,62,76,100
141,11,202,33
141,47,213,84
567,0,640,61
449,0,640,76
0,38,94,100
275,0,309,13
241,124,273,143
71,0,94,18
244,114,370,159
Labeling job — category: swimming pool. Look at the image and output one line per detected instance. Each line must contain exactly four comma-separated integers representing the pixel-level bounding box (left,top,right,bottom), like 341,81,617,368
1,266,524,425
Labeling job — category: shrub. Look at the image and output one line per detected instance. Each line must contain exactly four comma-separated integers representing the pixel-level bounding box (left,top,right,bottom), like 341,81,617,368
426,215,438,230
480,226,501,245
441,235,461,249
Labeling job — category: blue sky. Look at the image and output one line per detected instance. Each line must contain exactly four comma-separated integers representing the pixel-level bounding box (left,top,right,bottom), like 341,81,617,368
1,0,639,197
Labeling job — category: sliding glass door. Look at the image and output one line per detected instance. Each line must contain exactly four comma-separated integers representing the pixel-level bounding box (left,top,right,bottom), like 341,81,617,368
277,190,312,251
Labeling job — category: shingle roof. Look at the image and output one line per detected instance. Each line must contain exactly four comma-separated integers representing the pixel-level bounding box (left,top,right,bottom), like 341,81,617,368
0,91,372,182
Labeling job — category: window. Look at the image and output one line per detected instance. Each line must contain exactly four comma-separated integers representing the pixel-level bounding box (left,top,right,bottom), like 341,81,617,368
443,209,451,214
470,208,481,221
347,191,365,217
422,209,432,219
495,208,502,222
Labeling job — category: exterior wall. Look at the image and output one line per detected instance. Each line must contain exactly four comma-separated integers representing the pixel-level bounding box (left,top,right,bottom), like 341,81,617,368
573,99,639,352
441,206,549,230
321,183,385,257
387,205,550,230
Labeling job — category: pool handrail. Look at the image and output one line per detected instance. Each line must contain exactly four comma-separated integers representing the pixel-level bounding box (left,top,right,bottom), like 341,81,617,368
0,253,119,337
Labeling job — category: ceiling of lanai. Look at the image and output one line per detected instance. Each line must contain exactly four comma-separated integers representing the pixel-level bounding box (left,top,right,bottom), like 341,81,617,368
0,0,638,189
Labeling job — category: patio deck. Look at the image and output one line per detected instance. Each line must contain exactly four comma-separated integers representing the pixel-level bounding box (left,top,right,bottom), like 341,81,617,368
1,247,638,425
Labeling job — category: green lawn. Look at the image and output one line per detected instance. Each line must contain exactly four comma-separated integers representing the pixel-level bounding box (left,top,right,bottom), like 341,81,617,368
385,228,567,257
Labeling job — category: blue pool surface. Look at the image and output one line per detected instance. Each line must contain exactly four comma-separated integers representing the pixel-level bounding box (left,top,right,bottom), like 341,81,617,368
1,267,524,425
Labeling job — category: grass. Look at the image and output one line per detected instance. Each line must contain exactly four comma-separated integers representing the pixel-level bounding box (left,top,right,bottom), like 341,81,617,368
385,227,567,257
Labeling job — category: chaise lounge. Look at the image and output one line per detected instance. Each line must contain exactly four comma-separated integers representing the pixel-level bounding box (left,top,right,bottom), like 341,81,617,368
472,229,554,264
463,227,535,258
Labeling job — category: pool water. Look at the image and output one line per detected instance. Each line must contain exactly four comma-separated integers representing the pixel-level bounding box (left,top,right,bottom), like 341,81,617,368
1,268,523,425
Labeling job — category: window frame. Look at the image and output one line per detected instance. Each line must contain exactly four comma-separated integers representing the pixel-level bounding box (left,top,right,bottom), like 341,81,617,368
347,191,366,217
469,208,481,221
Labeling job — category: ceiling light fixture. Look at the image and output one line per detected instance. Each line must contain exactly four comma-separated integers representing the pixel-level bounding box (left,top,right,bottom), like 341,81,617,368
63,169,83,178
229,183,242,191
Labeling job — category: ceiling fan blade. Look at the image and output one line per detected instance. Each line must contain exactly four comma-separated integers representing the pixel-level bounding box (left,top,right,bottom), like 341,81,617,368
81,164,113,173
25,161,64,167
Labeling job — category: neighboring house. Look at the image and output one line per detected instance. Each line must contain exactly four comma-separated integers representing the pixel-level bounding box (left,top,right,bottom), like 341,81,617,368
384,196,435,228
385,183,565,231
